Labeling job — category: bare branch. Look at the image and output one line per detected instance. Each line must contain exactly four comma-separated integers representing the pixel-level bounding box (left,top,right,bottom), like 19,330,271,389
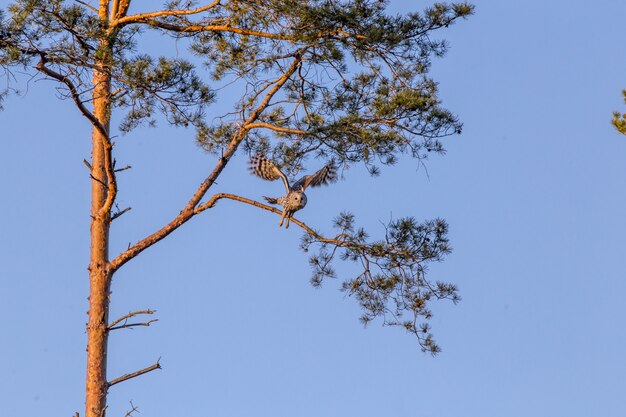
83,159,92,170
114,165,131,172
111,206,132,221
123,401,139,417
90,174,106,187
108,309,156,329
35,60,107,139
108,319,158,331
74,0,98,13
107,359,161,388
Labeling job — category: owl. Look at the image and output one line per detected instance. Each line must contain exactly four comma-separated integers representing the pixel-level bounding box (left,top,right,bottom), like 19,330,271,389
248,155,337,228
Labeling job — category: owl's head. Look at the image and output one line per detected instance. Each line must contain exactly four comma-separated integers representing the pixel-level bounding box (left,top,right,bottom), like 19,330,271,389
288,191,307,208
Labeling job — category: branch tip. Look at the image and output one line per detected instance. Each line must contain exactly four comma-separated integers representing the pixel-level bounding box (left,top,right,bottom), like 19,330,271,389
107,360,162,388
111,206,132,221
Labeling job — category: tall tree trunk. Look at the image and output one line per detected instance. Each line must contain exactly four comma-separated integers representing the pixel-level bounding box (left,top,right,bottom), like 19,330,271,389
86,68,112,417
85,5,112,413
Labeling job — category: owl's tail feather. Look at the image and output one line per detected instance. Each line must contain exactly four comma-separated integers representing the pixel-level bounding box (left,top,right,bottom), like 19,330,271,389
263,196,278,205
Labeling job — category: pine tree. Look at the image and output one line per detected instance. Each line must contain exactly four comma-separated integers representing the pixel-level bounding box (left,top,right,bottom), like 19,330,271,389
0,1,473,416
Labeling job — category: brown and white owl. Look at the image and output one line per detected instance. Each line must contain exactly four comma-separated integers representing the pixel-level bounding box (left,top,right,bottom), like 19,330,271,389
248,155,337,228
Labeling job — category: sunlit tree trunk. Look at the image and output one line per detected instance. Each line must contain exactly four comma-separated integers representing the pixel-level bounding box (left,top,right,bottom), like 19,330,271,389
85,60,112,417
85,4,113,416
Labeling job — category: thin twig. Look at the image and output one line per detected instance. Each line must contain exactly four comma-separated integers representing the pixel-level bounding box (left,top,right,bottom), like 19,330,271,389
123,401,139,417
107,359,162,388
73,0,98,13
108,310,156,329
111,207,132,221
83,159,92,170
114,165,132,172
35,59,108,139
90,174,106,187
108,319,158,331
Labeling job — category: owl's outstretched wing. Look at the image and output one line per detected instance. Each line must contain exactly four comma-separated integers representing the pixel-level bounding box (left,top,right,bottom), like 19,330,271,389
248,155,290,193
292,160,337,192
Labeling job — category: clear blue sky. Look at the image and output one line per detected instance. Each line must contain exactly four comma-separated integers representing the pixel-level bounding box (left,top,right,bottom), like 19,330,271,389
1,1,626,416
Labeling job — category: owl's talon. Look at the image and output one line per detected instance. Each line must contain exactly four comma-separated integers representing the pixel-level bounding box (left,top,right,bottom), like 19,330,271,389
278,212,286,227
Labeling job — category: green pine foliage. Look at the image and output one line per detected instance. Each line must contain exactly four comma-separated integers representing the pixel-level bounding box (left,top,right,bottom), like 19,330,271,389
302,213,458,354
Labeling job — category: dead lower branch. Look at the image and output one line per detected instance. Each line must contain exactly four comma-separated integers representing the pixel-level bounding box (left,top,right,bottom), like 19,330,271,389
108,309,156,330
73,0,97,13
89,174,106,187
107,359,161,388
123,401,139,417
108,319,158,331
114,165,132,172
111,206,132,221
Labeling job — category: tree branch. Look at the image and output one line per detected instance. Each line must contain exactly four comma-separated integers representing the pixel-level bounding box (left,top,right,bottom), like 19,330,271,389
195,193,343,246
113,1,221,26
35,59,107,139
108,319,158,331
114,164,131,172
123,401,139,417
90,174,106,187
110,0,130,20
98,135,117,219
109,55,303,273
74,0,98,13
108,309,156,329
245,122,308,135
120,20,290,40
111,206,131,221
107,359,161,388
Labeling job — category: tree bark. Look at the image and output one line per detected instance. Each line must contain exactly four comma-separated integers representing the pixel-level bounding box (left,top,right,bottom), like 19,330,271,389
85,66,112,417
85,5,113,414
